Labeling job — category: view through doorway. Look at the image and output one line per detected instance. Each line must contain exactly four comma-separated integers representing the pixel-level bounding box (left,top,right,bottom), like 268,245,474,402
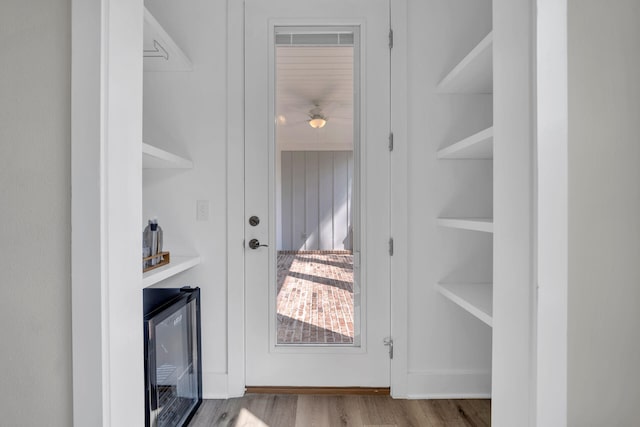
275,31,357,345
277,251,354,344
244,0,391,386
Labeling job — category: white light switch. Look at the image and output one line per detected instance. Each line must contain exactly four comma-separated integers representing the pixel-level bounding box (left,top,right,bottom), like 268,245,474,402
196,200,209,221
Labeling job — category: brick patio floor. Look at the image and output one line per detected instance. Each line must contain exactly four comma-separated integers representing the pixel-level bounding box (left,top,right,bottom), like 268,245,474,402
277,252,354,344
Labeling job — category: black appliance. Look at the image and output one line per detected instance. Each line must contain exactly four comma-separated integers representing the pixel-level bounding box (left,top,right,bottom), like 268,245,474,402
144,287,202,427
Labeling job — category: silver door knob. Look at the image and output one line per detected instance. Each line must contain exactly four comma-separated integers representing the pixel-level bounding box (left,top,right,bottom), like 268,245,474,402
248,238,268,250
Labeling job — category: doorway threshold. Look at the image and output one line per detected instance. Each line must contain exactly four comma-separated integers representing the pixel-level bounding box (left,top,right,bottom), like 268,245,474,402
245,386,390,396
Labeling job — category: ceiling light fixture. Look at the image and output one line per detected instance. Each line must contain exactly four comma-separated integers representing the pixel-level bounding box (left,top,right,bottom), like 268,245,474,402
308,115,327,129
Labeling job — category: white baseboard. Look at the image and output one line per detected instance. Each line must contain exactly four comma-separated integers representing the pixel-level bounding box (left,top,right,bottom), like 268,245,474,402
203,370,489,400
406,370,491,399
202,372,231,399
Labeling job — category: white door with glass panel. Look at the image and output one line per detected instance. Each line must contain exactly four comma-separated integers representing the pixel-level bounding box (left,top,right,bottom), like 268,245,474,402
245,0,391,386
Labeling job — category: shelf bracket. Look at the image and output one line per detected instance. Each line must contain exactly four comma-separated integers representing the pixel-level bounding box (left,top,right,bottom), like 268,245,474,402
144,39,169,60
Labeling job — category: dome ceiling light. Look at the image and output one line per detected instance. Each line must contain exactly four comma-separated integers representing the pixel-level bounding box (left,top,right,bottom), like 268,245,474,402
308,105,328,129
308,114,327,129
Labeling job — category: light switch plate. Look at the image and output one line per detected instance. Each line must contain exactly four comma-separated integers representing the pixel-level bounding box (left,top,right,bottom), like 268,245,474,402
196,200,209,221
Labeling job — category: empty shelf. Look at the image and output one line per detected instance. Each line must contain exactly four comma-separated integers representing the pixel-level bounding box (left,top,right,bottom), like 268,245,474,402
436,283,493,327
143,255,201,287
144,7,193,72
143,142,193,169
437,32,492,94
437,218,493,233
437,127,493,159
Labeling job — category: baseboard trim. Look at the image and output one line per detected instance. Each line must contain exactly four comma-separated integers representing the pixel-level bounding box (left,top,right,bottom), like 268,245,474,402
202,372,229,399
246,386,391,396
204,372,489,399
406,370,491,399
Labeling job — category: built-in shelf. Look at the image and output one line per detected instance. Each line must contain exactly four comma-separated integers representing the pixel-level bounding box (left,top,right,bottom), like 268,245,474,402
437,217,493,233
143,255,201,287
437,32,492,94
143,142,193,169
438,127,493,159
143,7,193,72
436,283,493,327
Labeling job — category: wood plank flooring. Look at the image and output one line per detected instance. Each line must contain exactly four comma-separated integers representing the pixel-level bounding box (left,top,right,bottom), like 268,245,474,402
189,394,491,427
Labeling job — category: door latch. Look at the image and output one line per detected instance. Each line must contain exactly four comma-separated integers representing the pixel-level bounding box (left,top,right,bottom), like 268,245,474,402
384,338,394,359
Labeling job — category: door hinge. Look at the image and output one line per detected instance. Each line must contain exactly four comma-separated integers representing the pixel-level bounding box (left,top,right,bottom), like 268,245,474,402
384,338,394,359
388,238,394,256
388,132,394,152
388,28,394,49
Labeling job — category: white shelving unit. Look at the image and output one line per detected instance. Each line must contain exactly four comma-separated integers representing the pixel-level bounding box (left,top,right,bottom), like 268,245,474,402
143,142,193,169
437,32,493,94
437,127,493,159
436,283,493,327
143,7,193,72
437,217,493,233
142,10,197,288
436,26,494,333
143,255,201,287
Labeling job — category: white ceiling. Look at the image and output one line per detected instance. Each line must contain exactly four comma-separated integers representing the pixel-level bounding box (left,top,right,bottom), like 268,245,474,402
276,46,354,149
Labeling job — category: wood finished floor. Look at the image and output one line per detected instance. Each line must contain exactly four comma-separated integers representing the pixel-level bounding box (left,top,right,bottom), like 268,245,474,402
189,394,491,427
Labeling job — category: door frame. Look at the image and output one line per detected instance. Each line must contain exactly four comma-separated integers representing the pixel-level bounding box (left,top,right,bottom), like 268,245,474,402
225,0,408,397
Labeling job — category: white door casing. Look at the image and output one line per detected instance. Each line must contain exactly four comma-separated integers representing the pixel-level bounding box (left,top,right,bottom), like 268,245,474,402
244,0,391,387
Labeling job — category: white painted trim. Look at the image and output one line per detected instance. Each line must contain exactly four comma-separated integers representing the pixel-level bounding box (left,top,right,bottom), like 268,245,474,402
103,0,145,424
226,0,246,398
202,372,231,399
71,0,108,424
390,0,409,399
72,0,144,424
536,0,568,425
278,143,353,152
492,0,537,425
406,370,491,399
230,0,406,392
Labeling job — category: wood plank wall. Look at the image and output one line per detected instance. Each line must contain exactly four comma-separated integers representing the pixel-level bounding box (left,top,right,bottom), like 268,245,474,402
280,151,353,251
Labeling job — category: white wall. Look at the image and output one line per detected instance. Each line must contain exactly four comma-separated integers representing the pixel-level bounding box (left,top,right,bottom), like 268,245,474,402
405,0,494,397
567,1,640,425
0,0,72,425
143,0,229,397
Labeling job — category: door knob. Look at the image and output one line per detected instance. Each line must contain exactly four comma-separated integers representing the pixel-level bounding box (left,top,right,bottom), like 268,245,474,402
248,238,268,250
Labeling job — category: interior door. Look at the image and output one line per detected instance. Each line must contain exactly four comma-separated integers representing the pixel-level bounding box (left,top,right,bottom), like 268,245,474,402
245,0,391,386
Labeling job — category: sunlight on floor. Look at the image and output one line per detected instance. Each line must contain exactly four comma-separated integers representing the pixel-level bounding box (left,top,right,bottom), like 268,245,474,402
235,408,269,427
277,252,354,344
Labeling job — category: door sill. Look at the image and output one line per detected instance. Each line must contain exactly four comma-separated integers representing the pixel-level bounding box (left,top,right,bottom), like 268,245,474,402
245,386,390,396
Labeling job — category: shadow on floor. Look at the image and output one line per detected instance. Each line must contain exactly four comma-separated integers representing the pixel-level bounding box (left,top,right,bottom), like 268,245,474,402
277,313,353,344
